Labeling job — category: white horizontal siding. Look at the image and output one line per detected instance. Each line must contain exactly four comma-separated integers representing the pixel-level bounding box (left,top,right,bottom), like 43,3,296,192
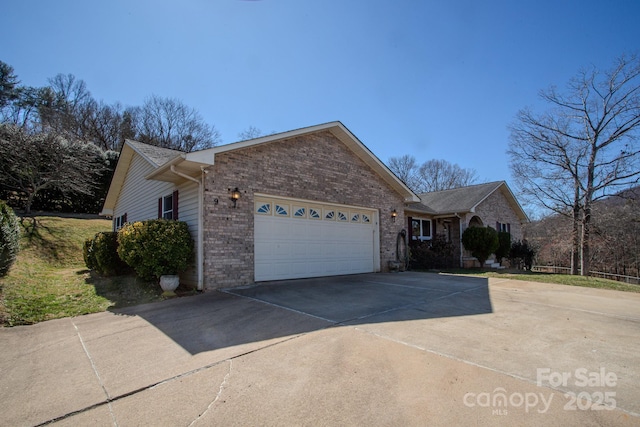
113,155,174,223
114,154,201,287
175,180,199,287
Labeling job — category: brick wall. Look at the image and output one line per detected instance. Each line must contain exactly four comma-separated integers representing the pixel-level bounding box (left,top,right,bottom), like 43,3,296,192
472,188,524,241
202,130,406,289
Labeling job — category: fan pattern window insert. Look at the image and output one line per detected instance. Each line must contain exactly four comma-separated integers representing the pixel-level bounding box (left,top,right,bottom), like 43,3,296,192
255,197,375,225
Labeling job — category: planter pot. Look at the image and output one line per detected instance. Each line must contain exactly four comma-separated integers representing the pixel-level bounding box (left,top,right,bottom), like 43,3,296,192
159,274,180,296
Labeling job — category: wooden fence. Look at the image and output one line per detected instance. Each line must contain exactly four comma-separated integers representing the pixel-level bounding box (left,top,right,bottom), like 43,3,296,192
532,265,640,285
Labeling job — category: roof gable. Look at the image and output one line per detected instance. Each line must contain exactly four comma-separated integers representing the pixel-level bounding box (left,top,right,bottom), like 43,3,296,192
126,140,182,166
100,140,182,215
101,121,419,216
147,121,420,203
418,181,504,213
408,181,529,222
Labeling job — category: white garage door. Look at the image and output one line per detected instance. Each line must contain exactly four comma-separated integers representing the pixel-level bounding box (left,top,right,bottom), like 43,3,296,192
254,195,379,281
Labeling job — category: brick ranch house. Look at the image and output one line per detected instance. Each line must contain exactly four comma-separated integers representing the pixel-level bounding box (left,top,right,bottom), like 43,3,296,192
101,121,527,290
405,181,528,268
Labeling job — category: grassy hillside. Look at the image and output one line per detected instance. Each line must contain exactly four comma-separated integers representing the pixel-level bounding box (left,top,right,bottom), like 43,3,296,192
0,216,162,326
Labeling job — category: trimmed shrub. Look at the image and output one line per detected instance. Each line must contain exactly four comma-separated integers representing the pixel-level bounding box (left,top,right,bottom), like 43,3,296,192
495,231,512,262
461,226,499,267
95,232,128,276
0,200,20,277
117,219,193,281
84,232,128,276
409,235,457,270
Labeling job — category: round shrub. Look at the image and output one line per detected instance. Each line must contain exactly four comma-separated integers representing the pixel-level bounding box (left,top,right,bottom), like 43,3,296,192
461,226,499,267
0,201,20,277
117,219,193,281
93,232,128,276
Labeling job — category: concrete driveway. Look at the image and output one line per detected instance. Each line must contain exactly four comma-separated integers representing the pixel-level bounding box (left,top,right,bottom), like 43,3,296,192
1,272,638,426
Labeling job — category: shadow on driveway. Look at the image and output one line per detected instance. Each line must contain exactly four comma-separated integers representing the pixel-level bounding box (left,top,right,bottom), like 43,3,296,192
113,272,492,355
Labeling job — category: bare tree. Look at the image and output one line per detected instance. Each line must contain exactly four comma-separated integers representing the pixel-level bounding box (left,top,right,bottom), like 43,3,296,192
237,126,263,141
508,54,640,275
0,124,103,214
387,154,420,189
135,95,221,152
416,159,478,192
388,155,477,193
39,73,93,136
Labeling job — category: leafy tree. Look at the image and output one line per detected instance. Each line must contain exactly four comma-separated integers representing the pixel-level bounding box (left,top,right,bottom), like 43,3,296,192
0,200,20,277
0,61,19,109
388,155,477,193
508,54,640,275
0,124,104,214
461,226,499,267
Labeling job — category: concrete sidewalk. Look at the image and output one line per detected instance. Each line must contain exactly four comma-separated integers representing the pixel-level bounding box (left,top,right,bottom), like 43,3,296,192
1,272,638,426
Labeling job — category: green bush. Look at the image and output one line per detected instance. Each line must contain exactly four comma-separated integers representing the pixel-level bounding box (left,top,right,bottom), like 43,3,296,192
117,219,193,281
83,237,98,271
84,232,128,276
461,226,499,267
0,200,20,277
495,231,512,262
409,235,457,269
509,240,536,270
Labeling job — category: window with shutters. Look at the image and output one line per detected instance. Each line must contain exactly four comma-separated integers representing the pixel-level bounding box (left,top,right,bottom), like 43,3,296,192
410,218,432,241
162,194,173,219
159,191,178,220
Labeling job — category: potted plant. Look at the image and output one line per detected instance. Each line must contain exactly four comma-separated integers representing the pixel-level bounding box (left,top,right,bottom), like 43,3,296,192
117,219,194,296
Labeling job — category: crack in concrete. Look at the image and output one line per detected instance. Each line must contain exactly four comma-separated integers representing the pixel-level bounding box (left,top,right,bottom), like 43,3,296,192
188,359,233,426
72,320,119,427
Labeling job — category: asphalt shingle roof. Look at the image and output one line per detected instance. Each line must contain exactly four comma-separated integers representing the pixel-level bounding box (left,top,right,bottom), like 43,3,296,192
411,181,505,215
126,140,182,166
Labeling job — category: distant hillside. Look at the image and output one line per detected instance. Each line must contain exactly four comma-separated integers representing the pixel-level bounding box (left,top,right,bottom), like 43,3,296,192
525,186,639,278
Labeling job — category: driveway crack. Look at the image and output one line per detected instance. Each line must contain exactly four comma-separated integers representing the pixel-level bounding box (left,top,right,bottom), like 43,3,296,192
71,319,119,426
188,359,233,426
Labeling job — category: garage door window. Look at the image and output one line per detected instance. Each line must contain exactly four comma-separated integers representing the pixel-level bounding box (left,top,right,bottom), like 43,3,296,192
256,202,271,214
275,204,289,216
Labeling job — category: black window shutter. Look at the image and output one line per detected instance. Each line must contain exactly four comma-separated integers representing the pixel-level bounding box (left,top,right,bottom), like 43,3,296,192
158,198,162,218
172,190,179,220
123,213,127,223
507,223,511,233
407,216,413,241
496,221,500,231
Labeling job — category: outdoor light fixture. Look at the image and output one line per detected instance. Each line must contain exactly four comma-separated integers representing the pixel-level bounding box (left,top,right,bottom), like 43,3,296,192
391,209,397,222
230,187,241,208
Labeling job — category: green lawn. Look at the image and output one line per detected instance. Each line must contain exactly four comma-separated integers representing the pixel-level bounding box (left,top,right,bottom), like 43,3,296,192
440,269,640,293
0,216,163,326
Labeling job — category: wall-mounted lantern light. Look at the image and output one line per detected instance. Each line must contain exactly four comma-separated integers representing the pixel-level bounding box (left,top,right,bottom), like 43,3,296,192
230,187,241,208
391,209,397,222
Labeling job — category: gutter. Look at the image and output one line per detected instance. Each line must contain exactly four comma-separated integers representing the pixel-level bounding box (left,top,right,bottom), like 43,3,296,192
169,165,204,291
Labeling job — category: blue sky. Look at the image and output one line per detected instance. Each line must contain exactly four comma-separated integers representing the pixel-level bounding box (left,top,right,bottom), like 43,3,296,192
2,0,638,183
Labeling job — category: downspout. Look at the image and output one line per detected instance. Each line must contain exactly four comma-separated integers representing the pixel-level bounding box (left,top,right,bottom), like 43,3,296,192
170,165,204,291
454,213,463,268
